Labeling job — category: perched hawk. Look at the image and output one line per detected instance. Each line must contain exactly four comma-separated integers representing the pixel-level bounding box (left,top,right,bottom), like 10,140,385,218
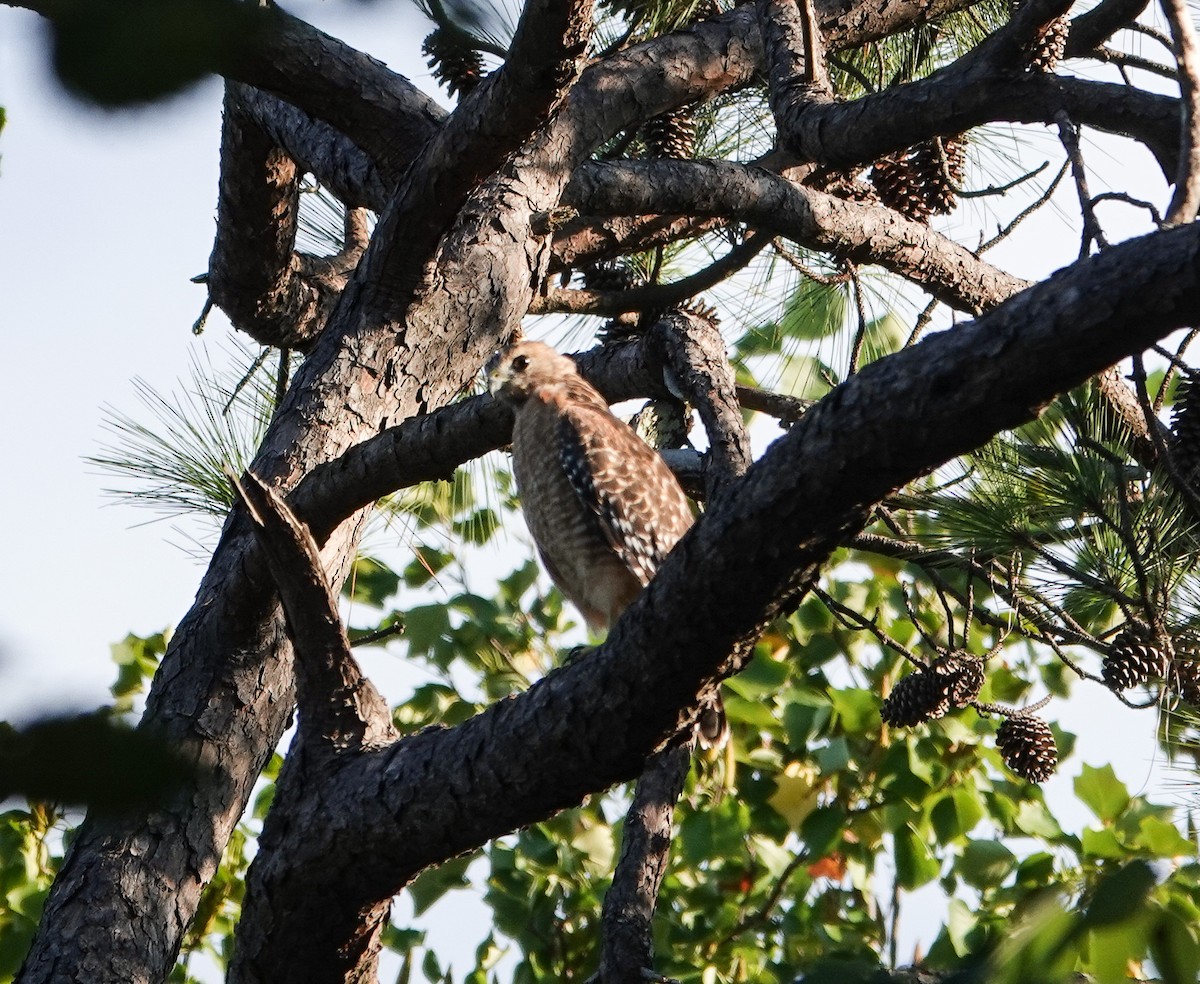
489,340,727,747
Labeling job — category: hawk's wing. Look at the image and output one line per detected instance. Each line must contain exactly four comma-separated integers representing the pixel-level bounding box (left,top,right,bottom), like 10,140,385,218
556,402,694,587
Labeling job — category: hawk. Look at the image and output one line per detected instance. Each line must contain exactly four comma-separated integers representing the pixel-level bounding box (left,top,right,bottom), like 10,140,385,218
489,340,727,747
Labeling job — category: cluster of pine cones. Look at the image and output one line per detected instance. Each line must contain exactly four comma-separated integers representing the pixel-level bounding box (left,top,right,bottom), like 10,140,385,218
1101,623,1200,707
880,653,1057,783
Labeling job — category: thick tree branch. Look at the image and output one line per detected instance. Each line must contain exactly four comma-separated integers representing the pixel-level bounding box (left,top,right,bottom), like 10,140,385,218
759,0,834,159
651,312,752,499
236,87,390,212
230,469,394,752
208,83,372,351
1065,0,1152,58
598,738,692,984
566,158,1028,314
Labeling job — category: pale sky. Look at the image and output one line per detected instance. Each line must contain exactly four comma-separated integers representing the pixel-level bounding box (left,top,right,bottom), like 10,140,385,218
0,2,1190,977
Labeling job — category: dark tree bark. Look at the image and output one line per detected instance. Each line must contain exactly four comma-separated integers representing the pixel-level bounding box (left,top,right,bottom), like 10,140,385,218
5,0,1196,979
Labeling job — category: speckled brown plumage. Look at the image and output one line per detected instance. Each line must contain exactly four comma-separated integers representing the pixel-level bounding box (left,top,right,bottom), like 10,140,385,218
490,341,726,745
491,341,692,629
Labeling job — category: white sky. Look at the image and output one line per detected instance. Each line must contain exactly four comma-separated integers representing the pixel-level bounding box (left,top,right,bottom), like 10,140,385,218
0,2,1192,978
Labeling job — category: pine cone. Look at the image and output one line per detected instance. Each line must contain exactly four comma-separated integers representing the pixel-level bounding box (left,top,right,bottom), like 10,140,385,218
1012,0,1068,72
1169,632,1200,705
872,136,967,221
881,654,984,727
1171,375,1200,484
645,107,697,160
422,28,485,100
996,713,1058,782
582,262,641,293
870,153,931,222
1102,626,1167,693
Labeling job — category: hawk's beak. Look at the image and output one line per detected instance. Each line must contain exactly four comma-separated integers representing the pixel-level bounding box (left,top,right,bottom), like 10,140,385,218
486,352,505,395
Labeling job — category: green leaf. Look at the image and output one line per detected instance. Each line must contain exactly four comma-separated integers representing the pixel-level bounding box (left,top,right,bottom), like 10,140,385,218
827,688,879,733
800,806,847,859
1082,827,1126,859
1014,799,1063,840
894,824,940,889
723,653,790,698
1075,764,1130,823
1135,816,1198,858
958,839,1016,889
1087,920,1148,984
403,605,451,657
407,853,474,915
345,556,400,607
1084,861,1156,927
1149,907,1200,984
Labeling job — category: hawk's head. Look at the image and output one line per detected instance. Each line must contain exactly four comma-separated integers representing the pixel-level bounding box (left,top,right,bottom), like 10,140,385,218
487,341,579,403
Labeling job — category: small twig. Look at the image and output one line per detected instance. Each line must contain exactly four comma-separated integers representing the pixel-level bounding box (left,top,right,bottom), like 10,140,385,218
734,383,811,427
847,264,869,376
979,160,1070,253
720,849,811,944
1127,21,1176,53
1085,45,1177,80
900,584,946,657
348,619,406,648
905,298,939,348
224,348,273,416
1054,111,1110,256
1132,351,1200,522
828,53,876,93
771,241,854,285
815,587,922,666
957,160,1050,199
274,348,291,412
1155,328,1200,413
1091,191,1164,229
191,295,214,337
533,233,769,316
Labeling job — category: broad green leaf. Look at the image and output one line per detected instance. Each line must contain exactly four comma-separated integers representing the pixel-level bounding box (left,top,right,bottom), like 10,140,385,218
1075,764,1130,823
407,853,474,915
958,839,1016,889
1084,861,1156,927
1149,908,1200,984
1135,817,1197,858
894,824,940,889
767,762,820,830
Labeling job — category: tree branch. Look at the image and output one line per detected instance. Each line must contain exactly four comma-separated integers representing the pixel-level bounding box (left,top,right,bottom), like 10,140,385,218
759,0,835,159
1162,0,1200,225
533,232,769,316
229,469,394,752
565,158,1029,314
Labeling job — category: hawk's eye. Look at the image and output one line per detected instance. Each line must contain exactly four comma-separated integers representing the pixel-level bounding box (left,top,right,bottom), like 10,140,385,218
512,355,530,372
